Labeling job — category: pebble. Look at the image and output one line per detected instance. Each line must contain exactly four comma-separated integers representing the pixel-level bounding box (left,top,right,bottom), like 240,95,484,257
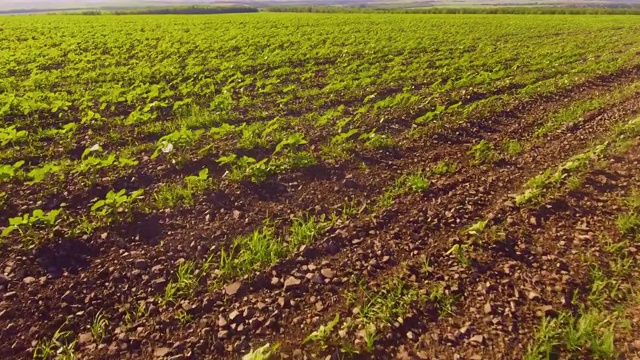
527,291,541,301
78,332,93,345
310,273,323,284
470,335,484,345
284,276,302,290
23,277,36,285
320,268,335,279
0,274,10,285
153,347,171,358
228,310,241,322
134,259,148,270
224,281,243,296
484,302,493,314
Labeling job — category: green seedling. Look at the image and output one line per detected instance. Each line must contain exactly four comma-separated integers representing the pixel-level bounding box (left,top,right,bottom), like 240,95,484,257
467,219,489,237
405,170,430,192
0,160,25,181
0,125,28,146
33,324,77,360
2,208,62,242
91,189,144,219
90,311,109,344
242,343,278,360
27,162,63,185
445,243,470,267
303,314,340,349
467,140,498,165
428,283,456,316
176,309,193,326
432,160,457,175
273,132,307,155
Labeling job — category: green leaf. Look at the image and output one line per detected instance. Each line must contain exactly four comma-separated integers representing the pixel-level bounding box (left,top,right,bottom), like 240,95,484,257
91,200,106,212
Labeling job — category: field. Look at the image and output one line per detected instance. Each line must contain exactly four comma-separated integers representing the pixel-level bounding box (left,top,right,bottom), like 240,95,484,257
1,12,640,359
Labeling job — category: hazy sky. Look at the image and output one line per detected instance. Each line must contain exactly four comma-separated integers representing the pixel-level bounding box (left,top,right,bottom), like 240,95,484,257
0,0,204,10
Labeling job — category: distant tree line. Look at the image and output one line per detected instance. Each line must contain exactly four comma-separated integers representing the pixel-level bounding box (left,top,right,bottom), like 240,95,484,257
266,6,640,15
112,6,259,15
69,6,259,15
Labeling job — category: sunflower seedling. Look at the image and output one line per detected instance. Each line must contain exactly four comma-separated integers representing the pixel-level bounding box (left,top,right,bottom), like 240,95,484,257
2,208,62,245
91,189,144,220
303,314,340,349
445,244,470,267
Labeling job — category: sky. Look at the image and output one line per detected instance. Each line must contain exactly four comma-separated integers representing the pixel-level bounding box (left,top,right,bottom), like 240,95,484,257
0,0,207,11
2,0,639,11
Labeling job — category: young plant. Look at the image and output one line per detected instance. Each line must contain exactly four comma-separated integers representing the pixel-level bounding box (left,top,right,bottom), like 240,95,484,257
176,309,193,326
218,224,283,280
26,162,63,185
359,128,393,150
467,219,489,239
2,208,63,245
303,314,340,349
90,311,109,344
405,170,430,193
431,160,457,175
0,125,28,146
428,283,456,316
91,189,144,220
616,212,640,238
467,140,498,165
445,243,470,267
151,127,204,159
242,343,278,360
289,214,332,250
273,132,307,155
33,325,77,360
503,139,523,157
0,160,24,182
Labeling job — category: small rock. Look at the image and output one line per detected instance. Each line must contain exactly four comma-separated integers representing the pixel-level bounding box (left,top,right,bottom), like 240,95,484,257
529,216,538,226
134,259,148,270
528,291,541,301
151,278,167,291
284,276,302,290
320,268,335,279
228,310,241,322
470,335,484,345
632,340,640,351
23,277,36,285
153,347,171,358
470,355,482,360
406,331,416,340
224,281,243,297
484,302,493,314
310,273,323,284
0,274,10,285
217,316,228,328
151,265,164,273
277,297,286,308
3,291,17,300
78,332,93,345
